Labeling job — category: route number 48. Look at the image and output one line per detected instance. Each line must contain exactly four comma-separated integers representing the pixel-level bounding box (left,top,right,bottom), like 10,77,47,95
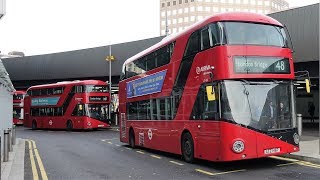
275,61,285,71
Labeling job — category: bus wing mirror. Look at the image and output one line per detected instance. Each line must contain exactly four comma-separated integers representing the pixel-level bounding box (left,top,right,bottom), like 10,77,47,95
305,79,311,93
206,86,216,101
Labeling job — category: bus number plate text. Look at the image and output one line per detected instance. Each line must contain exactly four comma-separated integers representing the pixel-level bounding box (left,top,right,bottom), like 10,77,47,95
264,148,280,154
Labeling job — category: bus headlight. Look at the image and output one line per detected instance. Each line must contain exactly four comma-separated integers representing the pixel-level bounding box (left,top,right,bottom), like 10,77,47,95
293,133,299,145
232,140,245,153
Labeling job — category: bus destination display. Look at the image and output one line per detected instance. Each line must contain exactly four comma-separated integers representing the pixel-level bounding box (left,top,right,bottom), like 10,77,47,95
234,56,290,74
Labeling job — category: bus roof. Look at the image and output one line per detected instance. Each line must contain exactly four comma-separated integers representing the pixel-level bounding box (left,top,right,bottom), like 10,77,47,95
123,12,283,65
27,80,107,90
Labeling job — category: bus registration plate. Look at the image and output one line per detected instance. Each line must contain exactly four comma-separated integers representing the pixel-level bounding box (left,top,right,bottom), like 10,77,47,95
264,148,280,154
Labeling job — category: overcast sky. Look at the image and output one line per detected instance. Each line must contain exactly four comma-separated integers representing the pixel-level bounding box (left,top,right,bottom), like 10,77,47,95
0,0,318,56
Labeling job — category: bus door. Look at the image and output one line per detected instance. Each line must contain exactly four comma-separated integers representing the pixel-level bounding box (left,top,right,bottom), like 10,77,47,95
191,84,220,160
71,104,86,128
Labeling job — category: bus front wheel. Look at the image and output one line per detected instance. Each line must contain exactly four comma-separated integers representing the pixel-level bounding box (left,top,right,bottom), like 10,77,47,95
129,129,135,148
182,132,194,163
67,120,73,131
32,120,37,130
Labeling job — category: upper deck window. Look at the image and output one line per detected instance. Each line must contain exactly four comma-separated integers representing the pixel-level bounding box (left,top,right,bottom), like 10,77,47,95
121,42,175,80
13,94,24,100
223,22,288,47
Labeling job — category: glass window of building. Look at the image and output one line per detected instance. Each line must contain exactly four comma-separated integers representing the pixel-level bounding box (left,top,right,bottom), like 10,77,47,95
184,17,189,22
228,0,234,3
197,6,203,11
235,0,241,4
265,0,270,6
251,0,256,5
167,11,171,16
179,0,182,4
168,19,171,25
184,7,189,13
179,8,183,14
243,0,248,4
258,0,262,5
258,9,263,14
198,16,203,20
213,7,219,12
185,0,188,3
162,3,165,7
173,28,177,33
179,18,183,23
221,8,226,12
190,16,195,21
167,2,171,6
205,7,210,12
190,6,195,12
162,20,166,25
173,10,177,15
173,19,177,24
173,1,177,5
161,11,165,17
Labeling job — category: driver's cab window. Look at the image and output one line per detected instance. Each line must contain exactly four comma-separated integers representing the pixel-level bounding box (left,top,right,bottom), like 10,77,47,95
190,83,219,120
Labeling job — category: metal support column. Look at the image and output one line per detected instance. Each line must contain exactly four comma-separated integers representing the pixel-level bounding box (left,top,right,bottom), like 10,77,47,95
297,114,302,136
3,130,9,162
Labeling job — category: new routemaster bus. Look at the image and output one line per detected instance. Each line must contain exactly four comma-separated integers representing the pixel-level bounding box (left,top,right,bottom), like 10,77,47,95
24,80,111,130
119,12,300,162
13,91,26,125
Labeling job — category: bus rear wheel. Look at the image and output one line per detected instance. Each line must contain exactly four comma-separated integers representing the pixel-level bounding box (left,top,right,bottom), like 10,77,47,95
66,120,73,131
129,129,135,148
32,120,37,130
182,132,194,163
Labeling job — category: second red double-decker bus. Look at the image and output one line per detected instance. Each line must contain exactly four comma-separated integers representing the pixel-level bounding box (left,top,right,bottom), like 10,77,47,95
24,80,111,130
119,12,299,162
13,91,26,125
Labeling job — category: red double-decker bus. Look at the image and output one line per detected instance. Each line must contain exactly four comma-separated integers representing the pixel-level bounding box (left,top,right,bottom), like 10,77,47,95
13,91,26,125
24,80,111,130
119,12,300,162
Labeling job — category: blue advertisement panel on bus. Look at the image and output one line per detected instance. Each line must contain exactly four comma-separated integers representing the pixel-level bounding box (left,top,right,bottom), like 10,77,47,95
31,97,60,106
126,70,167,98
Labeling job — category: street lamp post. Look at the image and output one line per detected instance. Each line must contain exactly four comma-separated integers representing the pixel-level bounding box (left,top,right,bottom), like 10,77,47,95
106,45,116,125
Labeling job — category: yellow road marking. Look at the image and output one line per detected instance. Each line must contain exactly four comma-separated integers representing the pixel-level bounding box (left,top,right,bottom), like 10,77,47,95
150,155,162,159
136,150,145,154
271,156,320,169
195,169,245,176
169,161,184,166
107,142,113,144
195,169,215,176
28,141,39,180
276,162,298,167
31,140,48,180
297,162,320,169
270,156,299,162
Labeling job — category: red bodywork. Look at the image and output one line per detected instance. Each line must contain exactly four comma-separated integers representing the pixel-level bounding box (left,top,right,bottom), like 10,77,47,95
119,12,298,161
24,80,110,130
13,90,26,125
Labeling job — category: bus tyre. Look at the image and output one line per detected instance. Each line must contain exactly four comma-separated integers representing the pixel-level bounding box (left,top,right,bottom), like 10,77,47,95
67,120,73,131
32,120,37,130
129,129,135,148
182,132,194,163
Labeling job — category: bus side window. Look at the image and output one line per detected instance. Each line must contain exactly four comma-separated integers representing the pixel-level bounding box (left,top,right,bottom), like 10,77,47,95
184,31,200,57
209,23,220,46
201,26,211,50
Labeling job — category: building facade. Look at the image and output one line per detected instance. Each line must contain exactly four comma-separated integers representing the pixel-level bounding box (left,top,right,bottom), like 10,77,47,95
160,0,289,35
